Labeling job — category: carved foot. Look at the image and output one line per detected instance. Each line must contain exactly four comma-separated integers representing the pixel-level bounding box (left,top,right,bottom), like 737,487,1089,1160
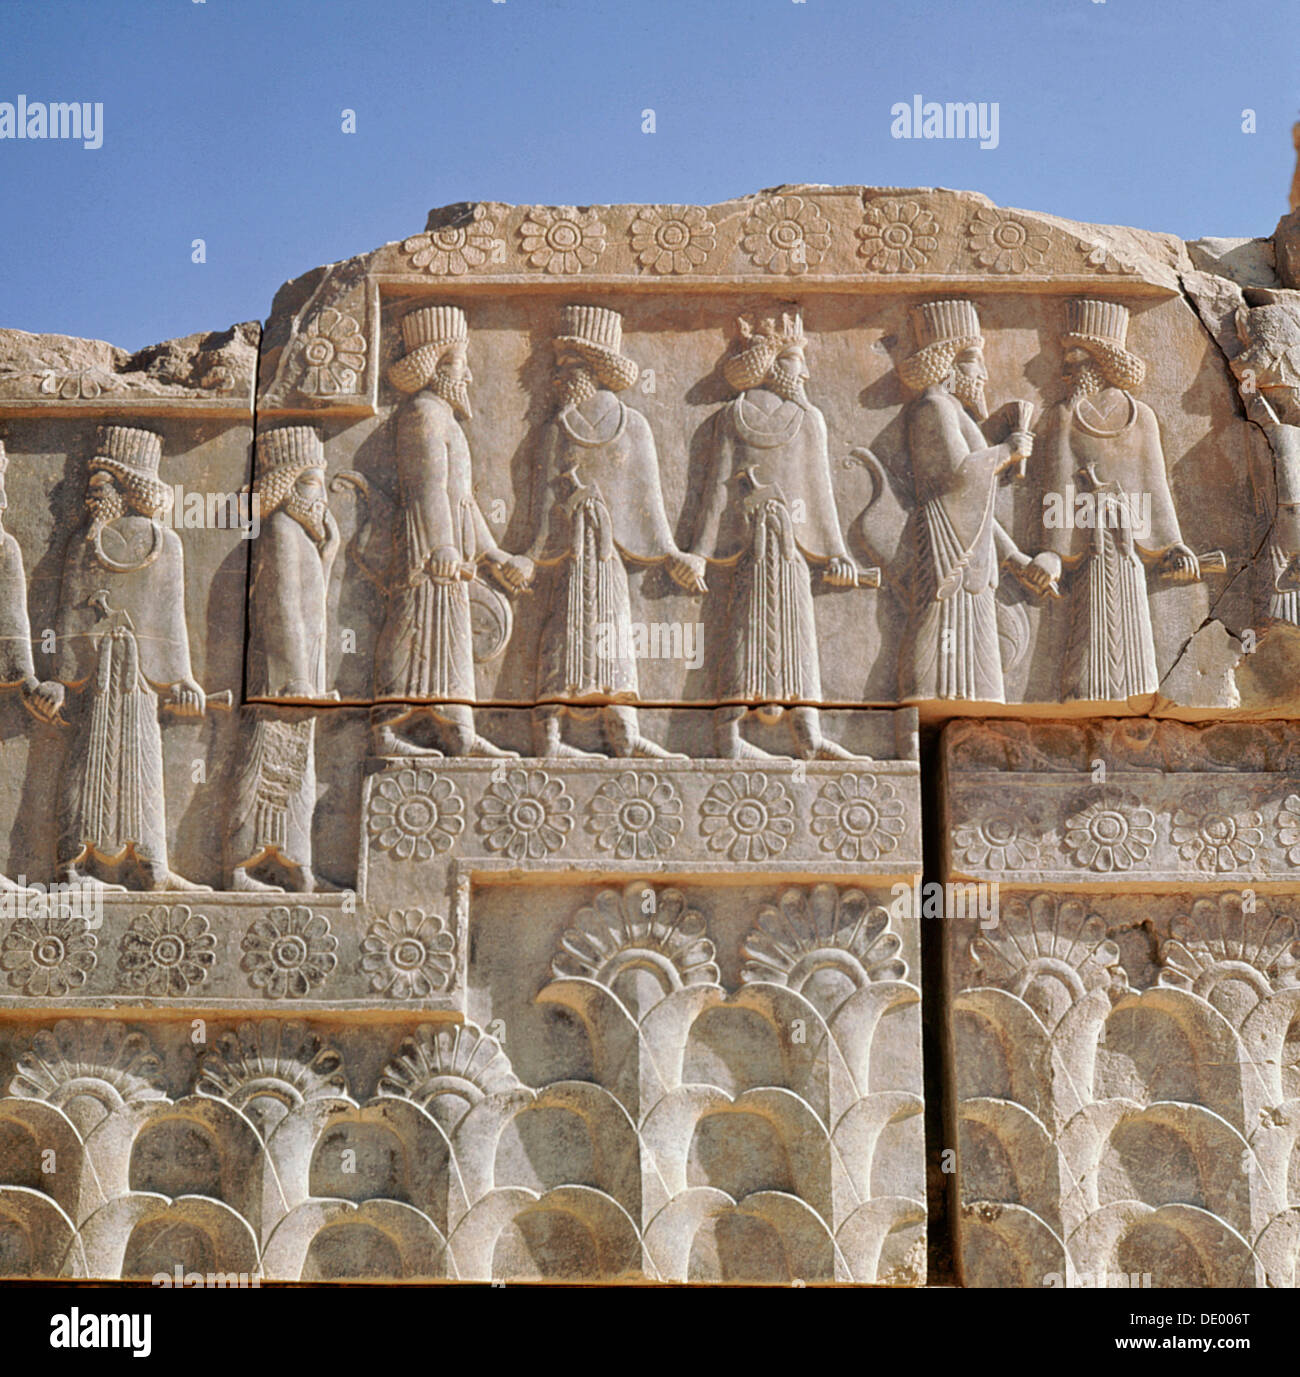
545,739,603,759
720,736,778,760
56,867,128,892
621,737,687,760
298,869,341,894
373,727,444,758
467,736,519,759
150,872,214,893
230,866,285,894
804,739,870,762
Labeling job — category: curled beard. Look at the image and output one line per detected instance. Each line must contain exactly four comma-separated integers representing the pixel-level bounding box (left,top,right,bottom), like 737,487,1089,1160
86,487,127,542
556,366,598,410
949,371,988,422
1067,361,1107,408
285,492,328,545
431,370,472,419
766,360,808,404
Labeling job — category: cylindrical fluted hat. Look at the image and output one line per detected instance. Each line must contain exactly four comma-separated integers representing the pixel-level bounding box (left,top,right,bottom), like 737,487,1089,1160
1063,298,1145,388
256,425,324,515
400,305,468,354
257,425,324,476
898,300,982,393
912,299,981,350
92,426,163,482
1065,299,1129,348
554,304,640,391
388,305,469,393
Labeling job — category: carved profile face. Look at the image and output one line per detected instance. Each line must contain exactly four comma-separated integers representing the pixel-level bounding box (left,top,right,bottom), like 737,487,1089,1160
293,468,326,504
949,344,989,420
431,342,473,419
553,345,598,406
286,466,329,544
765,342,810,402
86,469,128,536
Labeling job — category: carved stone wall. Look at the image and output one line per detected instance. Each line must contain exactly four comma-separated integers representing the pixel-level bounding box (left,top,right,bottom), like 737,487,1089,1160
0,185,1298,1284
942,720,1300,1288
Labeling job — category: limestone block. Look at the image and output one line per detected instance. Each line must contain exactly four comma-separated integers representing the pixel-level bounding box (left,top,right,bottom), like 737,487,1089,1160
0,703,926,1281
253,188,1271,715
941,718,1300,1288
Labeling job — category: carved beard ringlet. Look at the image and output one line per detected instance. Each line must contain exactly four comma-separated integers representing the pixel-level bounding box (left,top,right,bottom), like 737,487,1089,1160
87,485,127,538
556,365,598,410
286,491,328,546
766,359,808,405
948,369,988,422
431,368,472,419
1067,360,1108,408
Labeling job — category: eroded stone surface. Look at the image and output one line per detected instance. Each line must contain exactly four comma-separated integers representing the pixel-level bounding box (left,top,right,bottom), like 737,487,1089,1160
2,181,1300,1284
942,717,1300,1288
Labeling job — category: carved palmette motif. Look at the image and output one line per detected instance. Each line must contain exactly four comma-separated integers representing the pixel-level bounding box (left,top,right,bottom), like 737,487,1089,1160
7,184,1297,1293
0,881,922,1282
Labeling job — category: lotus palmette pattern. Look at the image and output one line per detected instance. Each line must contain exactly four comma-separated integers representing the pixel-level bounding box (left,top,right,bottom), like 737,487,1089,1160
969,893,1124,1029
197,1019,348,1124
552,883,720,993
740,884,906,992
1158,894,1300,1009
378,1020,521,1123
9,1019,166,1112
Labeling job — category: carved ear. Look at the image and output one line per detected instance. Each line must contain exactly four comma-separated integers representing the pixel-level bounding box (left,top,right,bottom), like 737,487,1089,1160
737,317,753,341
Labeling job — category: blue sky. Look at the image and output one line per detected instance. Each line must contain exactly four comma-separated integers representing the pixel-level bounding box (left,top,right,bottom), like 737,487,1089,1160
0,0,1296,349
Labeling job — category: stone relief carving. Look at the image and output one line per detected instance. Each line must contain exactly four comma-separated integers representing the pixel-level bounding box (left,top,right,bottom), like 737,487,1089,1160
229,425,339,892
354,305,532,758
3,184,1300,1286
943,721,1300,1288
896,299,1045,702
31,427,218,891
1037,300,1220,702
1231,289,1300,631
525,305,704,758
0,439,62,890
0,867,923,1281
688,311,877,758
